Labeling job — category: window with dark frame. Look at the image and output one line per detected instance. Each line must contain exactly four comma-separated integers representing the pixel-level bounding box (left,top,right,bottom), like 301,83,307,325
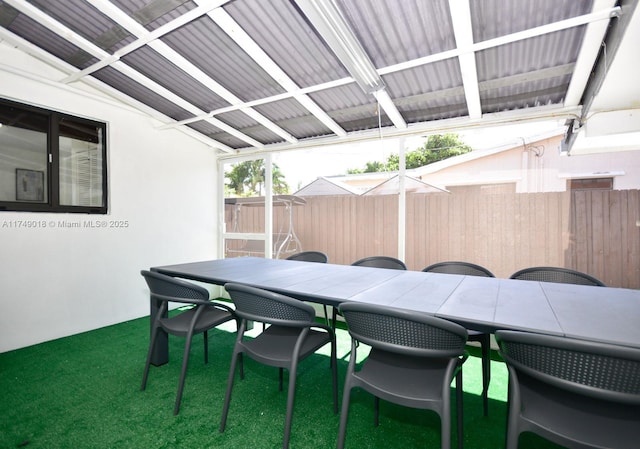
568,177,613,191
0,98,108,214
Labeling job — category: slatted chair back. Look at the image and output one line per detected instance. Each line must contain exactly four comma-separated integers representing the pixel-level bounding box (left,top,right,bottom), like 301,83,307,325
351,256,407,270
509,266,605,286
286,251,328,263
423,261,494,277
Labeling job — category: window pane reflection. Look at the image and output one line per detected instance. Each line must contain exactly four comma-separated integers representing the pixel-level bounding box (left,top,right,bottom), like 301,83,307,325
59,118,104,207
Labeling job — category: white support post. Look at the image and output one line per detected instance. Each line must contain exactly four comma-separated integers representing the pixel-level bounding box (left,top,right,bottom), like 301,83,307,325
264,154,273,259
398,137,407,262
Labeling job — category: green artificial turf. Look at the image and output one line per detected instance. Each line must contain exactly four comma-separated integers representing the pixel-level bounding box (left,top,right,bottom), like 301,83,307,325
0,312,563,449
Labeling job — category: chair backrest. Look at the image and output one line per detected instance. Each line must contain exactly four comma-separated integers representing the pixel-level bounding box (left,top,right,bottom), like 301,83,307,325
495,330,640,405
422,261,494,277
351,256,407,270
141,270,209,301
339,302,467,358
286,251,328,263
509,266,605,286
224,283,316,327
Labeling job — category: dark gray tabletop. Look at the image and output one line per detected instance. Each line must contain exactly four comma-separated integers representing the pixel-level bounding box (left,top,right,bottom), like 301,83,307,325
153,257,640,348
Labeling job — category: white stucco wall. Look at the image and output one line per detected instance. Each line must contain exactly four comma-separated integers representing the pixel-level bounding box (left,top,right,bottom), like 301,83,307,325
418,135,640,193
0,44,219,352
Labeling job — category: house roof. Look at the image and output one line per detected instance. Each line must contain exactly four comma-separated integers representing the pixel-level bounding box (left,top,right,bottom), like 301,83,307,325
362,175,448,196
294,176,360,196
413,128,566,176
1,0,638,156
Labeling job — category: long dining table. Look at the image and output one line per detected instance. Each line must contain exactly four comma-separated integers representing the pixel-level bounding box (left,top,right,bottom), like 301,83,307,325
149,256,640,365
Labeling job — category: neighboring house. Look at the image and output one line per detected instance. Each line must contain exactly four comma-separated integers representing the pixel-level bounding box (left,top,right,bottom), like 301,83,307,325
294,176,361,196
295,174,448,196
324,131,640,195
362,175,447,195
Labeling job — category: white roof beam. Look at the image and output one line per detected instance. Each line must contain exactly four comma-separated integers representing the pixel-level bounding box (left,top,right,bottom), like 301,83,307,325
381,6,621,75
86,0,291,146
207,6,346,137
294,0,406,129
448,0,482,119
158,77,353,130
5,0,247,150
164,6,618,123
0,26,234,152
6,0,619,151
4,0,110,58
62,0,231,83
373,90,407,129
110,62,263,148
219,103,581,158
564,0,619,107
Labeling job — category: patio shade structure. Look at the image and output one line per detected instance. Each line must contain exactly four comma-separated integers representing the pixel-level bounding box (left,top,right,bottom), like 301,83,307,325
0,0,638,155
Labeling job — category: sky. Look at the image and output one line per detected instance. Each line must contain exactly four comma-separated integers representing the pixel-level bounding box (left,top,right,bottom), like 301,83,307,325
273,120,565,192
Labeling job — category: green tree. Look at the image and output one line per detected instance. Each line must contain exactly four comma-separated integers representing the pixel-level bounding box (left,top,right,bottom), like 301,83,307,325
225,160,289,196
347,160,387,174
347,133,472,173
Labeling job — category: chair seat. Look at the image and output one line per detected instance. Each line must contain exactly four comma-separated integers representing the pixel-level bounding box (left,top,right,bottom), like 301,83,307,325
242,325,332,366
220,283,338,449
160,305,232,336
421,261,494,417
355,349,451,407
140,270,238,415
337,303,467,449
496,330,640,449
517,375,640,449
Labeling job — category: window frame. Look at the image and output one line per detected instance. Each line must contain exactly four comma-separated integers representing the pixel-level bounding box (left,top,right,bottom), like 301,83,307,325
0,98,108,214
568,177,613,191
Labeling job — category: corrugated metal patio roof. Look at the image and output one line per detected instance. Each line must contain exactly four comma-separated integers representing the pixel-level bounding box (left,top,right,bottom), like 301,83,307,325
0,0,637,155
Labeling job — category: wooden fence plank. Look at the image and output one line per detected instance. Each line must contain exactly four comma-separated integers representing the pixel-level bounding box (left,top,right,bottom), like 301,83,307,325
225,190,640,288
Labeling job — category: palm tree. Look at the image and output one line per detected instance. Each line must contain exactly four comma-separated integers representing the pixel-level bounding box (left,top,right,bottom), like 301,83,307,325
225,160,289,196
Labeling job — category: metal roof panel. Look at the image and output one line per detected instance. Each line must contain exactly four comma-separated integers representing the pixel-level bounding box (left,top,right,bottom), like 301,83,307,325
121,44,227,112
161,15,285,102
93,65,193,121
0,0,630,154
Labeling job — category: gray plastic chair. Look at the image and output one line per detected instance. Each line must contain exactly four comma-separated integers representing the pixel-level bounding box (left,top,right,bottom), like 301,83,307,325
509,266,605,286
286,251,331,324
140,270,237,415
337,302,468,449
422,261,494,416
220,283,338,449
286,250,328,263
495,330,640,449
352,255,407,270
329,256,408,329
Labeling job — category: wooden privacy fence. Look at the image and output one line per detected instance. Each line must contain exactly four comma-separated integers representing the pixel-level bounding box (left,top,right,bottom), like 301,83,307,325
225,190,640,289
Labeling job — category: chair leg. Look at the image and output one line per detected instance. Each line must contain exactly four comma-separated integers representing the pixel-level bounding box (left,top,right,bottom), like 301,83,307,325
204,330,209,364
336,384,353,449
282,365,298,449
173,331,195,415
220,350,241,433
479,333,491,416
141,325,161,391
504,375,520,449
235,319,244,380
456,370,464,449
331,338,338,414
374,396,380,427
